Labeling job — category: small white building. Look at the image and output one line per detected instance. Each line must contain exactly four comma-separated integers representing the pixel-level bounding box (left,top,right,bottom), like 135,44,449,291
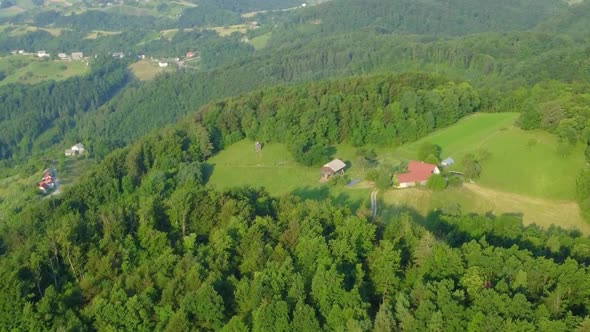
158,62,169,68
65,143,86,156
71,52,84,60
58,53,68,60
37,51,50,58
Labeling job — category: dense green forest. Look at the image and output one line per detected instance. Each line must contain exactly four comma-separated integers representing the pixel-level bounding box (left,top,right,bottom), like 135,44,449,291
264,0,565,38
2,100,590,330
72,28,590,157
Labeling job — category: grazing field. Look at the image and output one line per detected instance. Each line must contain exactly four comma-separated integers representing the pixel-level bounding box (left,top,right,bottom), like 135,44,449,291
380,185,589,234
249,32,272,50
210,24,248,36
396,112,584,200
206,140,372,209
207,112,589,233
85,30,122,39
129,60,172,81
0,6,25,17
0,56,88,86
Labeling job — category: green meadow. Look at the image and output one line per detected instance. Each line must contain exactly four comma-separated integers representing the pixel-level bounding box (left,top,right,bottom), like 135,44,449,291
249,32,272,50
206,140,372,210
207,112,588,232
0,56,88,86
396,112,584,200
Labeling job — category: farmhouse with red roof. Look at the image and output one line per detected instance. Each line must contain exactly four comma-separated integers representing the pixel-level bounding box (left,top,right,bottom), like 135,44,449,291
396,160,440,188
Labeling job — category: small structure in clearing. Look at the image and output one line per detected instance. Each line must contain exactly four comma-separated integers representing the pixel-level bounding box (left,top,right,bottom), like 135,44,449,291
158,62,169,68
441,157,455,167
65,143,86,156
255,141,262,152
320,159,346,180
396,160,440,188
71,52,84,60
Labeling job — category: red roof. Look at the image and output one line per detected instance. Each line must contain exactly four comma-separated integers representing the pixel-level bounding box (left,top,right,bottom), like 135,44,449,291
396,161,438,184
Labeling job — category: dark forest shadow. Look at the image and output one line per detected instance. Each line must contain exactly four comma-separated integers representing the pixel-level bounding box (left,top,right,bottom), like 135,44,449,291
202,163,215,184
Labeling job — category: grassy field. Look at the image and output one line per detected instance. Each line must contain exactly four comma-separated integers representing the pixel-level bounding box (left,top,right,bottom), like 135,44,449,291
249,32,272,50
395,113,584,200
0,6,25,18
129,60,173,81
379,184,589,234
206,140,372,210
0,25,65,36
0,56,88,86
210,24,248,36
206,112,589,233
85,30,122,39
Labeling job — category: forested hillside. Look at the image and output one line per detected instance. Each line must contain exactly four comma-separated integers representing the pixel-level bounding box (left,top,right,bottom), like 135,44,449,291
81,73,481,160
0,57,129,164
2,91,590,330
266,0,565,37
75,28,590,156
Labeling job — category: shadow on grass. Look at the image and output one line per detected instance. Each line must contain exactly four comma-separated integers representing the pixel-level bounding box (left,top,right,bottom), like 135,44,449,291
374,195,590,264
291,185,366,213
202,163,216,184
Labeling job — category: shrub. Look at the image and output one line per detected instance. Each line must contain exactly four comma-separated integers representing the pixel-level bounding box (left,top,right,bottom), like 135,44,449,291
426,174,446,191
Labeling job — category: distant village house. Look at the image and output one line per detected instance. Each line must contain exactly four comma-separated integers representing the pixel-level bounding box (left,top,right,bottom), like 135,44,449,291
65,143,86,156
396,161,440,188
71,52,84,60
158,62,169,68
37,51,50,58
255,141,262,152
321,159,346,180
186,51,194,58
38,169,56,193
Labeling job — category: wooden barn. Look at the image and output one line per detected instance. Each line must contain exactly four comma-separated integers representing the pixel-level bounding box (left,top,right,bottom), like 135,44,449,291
320,159,346,179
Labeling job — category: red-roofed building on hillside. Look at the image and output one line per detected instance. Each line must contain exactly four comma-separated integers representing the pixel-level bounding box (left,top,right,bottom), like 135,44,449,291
395,161,440,188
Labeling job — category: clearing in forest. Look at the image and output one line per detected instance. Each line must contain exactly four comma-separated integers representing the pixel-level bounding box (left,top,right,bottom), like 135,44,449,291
0,56,88,86
249,32,272,50
129,60,172,81
206,112,589,233
206,140,372,208
396,113,584,200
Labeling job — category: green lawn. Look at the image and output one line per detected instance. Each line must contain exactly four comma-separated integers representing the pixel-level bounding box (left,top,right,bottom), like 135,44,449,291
206,140,372,210
249,32,272,50
206,113,589,232
0,56,88,86
396,113,584,200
